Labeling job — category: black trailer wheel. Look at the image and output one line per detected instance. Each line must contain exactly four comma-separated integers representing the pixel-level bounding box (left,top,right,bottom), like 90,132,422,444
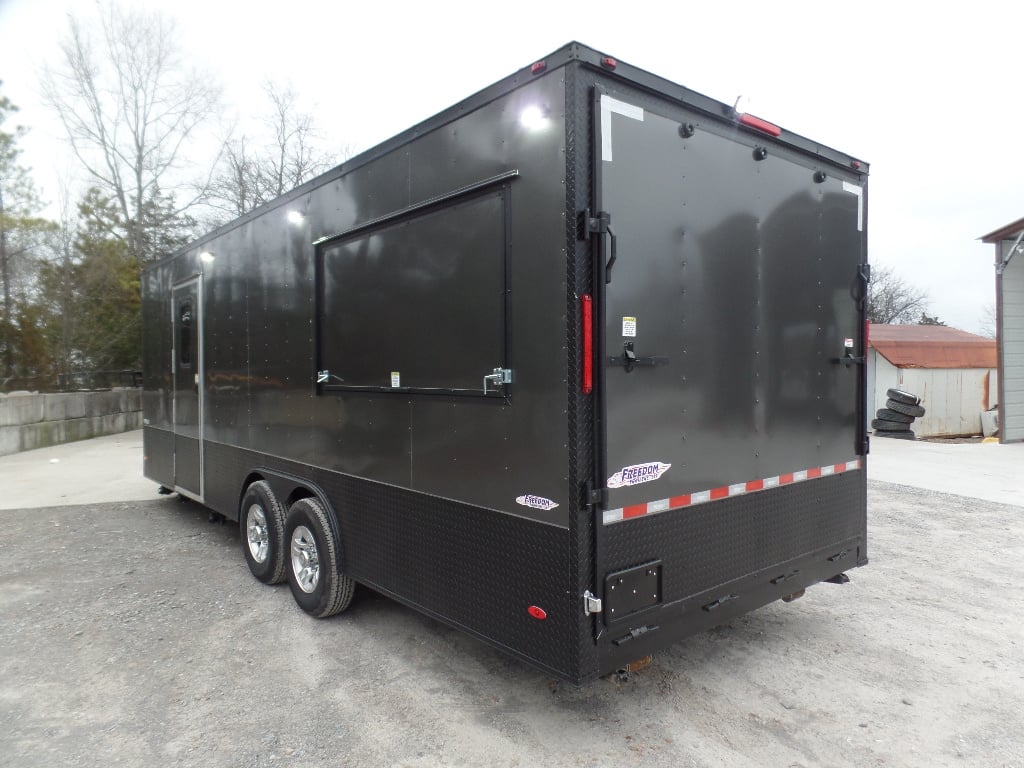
885,399,926,418
877,429,915,440
240,480,287,584
875,408,914,424
284,497,355,618
886,388,921,406
872,418,911,432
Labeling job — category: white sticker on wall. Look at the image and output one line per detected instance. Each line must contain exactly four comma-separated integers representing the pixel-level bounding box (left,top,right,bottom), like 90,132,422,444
607,462,672,489
601,95,645,162
842,181,864,232
390,371,401,388
516,495,559,511
844,337,855,349
622,317,637,337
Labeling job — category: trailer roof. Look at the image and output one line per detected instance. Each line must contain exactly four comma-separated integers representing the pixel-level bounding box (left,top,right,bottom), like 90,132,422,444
152,41,869,269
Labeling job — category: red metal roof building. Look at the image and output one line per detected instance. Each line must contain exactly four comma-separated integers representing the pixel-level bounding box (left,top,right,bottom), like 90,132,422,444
868,325,998,437
869,324,997,369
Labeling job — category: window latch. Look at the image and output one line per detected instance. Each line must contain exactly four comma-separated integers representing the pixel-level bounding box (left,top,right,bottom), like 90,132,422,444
483,367,512,394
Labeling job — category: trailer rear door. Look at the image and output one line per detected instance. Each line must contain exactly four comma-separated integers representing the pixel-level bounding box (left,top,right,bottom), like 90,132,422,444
594,92,865,519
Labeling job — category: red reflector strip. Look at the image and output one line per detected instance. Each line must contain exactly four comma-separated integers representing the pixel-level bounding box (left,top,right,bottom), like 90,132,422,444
531,61,546,74
738,113,782,137
623,504,647,519
581,294,593,394
602,459,862,525
601,56,617,69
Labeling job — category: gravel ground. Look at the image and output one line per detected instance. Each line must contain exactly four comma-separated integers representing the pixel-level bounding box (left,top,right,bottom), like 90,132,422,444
2,482,1023,768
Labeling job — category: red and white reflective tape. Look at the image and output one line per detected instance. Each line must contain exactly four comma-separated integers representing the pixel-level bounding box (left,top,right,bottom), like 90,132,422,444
602,458,862,525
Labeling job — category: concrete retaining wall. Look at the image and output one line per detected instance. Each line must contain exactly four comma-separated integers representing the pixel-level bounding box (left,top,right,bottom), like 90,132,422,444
0,389,142,456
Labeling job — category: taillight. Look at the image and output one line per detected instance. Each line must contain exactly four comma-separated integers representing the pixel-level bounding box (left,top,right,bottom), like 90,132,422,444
582,294,593,394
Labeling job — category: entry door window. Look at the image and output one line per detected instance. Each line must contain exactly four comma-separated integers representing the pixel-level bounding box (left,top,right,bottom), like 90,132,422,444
178,301,193,367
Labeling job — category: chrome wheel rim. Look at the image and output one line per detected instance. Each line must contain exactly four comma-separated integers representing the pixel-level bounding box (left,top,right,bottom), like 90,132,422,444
246,505,269,563
291,525,320,594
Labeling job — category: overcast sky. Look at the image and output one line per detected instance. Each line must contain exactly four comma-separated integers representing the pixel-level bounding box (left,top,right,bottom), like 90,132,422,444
1,0,1021,334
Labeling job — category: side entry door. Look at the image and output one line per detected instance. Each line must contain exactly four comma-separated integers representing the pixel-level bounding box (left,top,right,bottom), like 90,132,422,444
171,278,203,500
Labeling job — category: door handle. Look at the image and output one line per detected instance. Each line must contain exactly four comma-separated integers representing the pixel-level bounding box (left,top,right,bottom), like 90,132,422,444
831,351,865,368
607,342,669,372
603,224,618,284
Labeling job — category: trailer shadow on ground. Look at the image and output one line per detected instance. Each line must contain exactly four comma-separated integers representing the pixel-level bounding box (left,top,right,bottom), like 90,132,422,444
3,482,1022,768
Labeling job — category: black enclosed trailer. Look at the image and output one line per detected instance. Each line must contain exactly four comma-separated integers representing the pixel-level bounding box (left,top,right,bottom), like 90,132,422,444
142,42,869,685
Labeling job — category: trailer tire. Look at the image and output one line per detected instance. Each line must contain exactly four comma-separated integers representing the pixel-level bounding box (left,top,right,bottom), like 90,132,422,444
878,429,915,440
284,497,355,618
872,418,911,432
240,480,287,585
885,399,926,418
886,388,921,406
875,408,914,424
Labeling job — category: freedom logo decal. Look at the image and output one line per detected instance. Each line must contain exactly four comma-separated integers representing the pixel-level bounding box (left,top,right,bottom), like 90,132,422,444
515,495,559,511
607,462,672,489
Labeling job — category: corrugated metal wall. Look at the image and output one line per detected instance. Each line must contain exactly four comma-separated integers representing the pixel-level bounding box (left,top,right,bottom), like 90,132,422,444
1002,247,1024,441
868,350,998,438
895,368,998,437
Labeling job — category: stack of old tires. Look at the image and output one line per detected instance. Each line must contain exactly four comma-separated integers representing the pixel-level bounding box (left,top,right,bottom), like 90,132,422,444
872,388,925,440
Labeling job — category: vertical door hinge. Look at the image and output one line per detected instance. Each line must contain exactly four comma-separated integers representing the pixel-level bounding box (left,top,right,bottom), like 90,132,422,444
583,479,605,507
579,208,610,237
583,590,603,616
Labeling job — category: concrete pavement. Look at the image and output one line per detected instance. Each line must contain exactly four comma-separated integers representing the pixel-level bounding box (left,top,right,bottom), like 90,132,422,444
0,429,155,510
867,435,1024,507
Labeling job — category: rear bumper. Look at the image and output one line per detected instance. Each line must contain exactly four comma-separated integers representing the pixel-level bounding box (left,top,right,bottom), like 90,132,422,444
594,534,866,680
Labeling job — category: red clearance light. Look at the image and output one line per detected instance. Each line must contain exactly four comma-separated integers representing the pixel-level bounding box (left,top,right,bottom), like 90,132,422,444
601,57,617,69
738,113,781,137
528,605,548,620
581,294,593,394
531,60,546,75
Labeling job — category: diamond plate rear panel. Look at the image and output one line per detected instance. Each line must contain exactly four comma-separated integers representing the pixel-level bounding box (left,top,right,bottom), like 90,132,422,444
592,470,867,680
602,470,866,607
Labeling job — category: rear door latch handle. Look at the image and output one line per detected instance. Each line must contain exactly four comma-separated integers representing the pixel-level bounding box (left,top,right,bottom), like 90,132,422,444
608,342,669,372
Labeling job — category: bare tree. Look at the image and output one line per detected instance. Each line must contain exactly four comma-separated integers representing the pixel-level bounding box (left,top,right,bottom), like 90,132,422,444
978,302,996,339
41,3,221,265
208,82,336,219
867,265,930,325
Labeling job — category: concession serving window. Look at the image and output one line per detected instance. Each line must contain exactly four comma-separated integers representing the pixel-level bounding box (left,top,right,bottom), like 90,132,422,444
315,184,511,396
